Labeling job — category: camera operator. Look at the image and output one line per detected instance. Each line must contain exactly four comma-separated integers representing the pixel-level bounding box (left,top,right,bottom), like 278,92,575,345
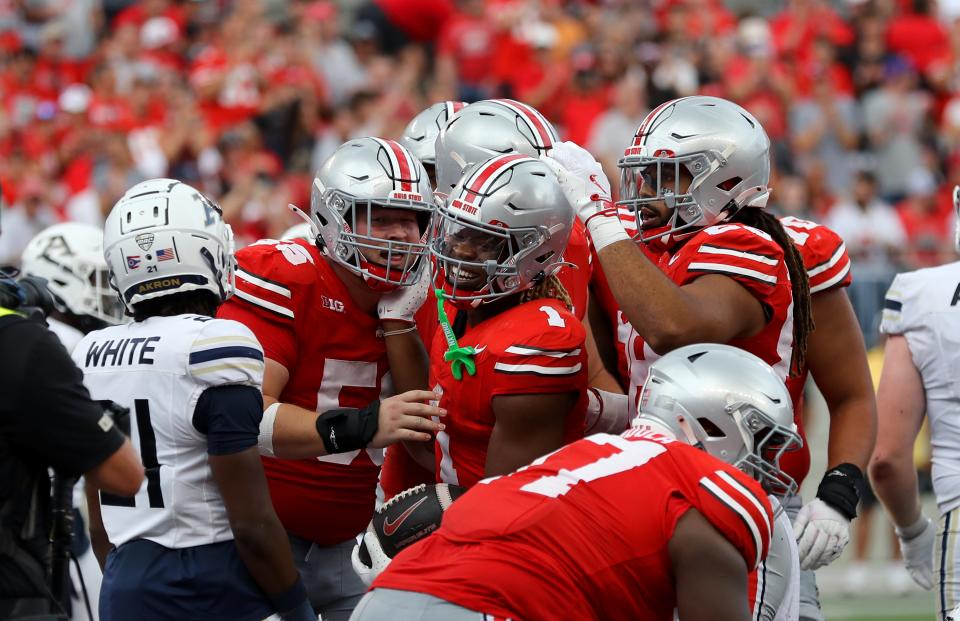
0,271,144,620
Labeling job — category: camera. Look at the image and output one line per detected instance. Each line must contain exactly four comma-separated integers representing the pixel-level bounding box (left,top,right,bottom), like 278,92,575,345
0,267,57,320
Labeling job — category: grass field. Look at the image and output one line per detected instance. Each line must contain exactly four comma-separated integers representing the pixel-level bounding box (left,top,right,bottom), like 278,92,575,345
821,592,935,621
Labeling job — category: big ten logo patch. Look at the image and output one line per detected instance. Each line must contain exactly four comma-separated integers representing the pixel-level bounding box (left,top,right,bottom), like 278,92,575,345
321,295,345,313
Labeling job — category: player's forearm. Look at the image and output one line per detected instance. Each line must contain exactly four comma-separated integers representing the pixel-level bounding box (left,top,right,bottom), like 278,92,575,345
382,319,429,392
402,439,436,471
265,400,331,459
825,396,877,471
597,240,708,352
231,517,302,601
84,484,111,570
870,454,923,528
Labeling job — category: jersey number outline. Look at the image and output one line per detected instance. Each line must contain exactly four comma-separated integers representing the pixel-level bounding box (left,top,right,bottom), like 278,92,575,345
519,434,666,498
315,359,381,465
99,399,165,508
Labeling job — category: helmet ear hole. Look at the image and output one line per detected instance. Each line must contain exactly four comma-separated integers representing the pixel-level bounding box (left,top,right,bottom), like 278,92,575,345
717,176,742,192
697,417,725,438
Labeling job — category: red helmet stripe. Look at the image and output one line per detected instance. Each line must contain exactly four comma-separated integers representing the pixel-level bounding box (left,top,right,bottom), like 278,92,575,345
633,96,695,148
491,99,556,151
463,153,530,198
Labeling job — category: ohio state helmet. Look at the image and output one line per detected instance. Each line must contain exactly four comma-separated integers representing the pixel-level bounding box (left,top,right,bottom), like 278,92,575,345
431,154,573,307
104,179,235,313
21,223,124,325
311,137,435,290
400,101,467,166
434,99,559,197
633,343,802,498
618,96,771,244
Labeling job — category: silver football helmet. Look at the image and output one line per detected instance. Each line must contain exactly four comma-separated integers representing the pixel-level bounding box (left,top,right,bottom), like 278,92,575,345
434,99,559,197
633,343,802,497
21,222,124,324
311,137,434,290
618,96,772,243
431,154,573,307
400,101,467,166
104,178,235,313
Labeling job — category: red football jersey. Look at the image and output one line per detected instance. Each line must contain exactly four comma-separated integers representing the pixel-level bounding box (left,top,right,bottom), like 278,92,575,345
375,430,773,621
217,239,388,545
430,299,587,489
556,219,593,321
378,290,443,501
589,236,662,389
779,216,852,485
624,224,795,414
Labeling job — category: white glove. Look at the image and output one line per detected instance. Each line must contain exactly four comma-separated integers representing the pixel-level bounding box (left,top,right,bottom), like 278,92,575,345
540,141,629,252
377,274,429,324
793,498,851,570
896,514,935,590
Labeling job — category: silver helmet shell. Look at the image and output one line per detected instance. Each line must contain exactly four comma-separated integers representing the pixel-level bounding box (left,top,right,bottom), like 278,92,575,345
618,96,772,243
633,342,802,497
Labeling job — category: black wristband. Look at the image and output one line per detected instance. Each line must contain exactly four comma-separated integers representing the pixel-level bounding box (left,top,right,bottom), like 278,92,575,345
816,463,864,521
315,400,380,454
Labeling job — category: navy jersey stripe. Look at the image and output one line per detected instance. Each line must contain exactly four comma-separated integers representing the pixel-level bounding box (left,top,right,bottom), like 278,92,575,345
189,346,264,365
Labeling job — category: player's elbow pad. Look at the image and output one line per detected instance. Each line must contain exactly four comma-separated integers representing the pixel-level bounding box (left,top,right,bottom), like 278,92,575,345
585,388,630,435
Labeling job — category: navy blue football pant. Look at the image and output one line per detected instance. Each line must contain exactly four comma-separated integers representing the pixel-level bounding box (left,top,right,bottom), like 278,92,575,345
99,539,275,621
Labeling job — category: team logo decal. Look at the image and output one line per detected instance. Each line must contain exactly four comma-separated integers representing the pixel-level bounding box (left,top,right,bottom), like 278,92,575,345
136,233,155,251
127,255,141,269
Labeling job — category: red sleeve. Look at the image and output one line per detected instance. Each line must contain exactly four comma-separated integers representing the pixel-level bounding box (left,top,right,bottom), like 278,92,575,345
557,219,592,321
692,461,773,572
217,240,315,369
780,216,852,294
488,302,587,397
675,224,786,302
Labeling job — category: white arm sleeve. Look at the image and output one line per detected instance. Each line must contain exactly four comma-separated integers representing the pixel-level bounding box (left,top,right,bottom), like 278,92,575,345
584,388,631,435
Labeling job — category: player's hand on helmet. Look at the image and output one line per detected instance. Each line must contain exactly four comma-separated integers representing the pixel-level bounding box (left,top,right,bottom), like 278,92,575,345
896,514,935,590
541,141,628,252
793,498,851,570
378,273,430,324
370,390,445,448
540,141,611,217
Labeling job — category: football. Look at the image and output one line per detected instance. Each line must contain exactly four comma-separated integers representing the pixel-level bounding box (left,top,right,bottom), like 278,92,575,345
352,483,466,584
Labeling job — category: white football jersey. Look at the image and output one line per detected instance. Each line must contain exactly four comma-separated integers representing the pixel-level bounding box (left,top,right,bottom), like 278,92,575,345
753,496,799,621
47,316,84,354
882,261,960,514
72,314,265,548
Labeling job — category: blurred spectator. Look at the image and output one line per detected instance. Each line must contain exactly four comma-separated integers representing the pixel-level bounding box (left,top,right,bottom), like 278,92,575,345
588,71,648,190
0,175,57,265
826,171,906,271
885,0,950,75
897,167,956,267
436,0,498,101
862,57,931,201
790,72,860,195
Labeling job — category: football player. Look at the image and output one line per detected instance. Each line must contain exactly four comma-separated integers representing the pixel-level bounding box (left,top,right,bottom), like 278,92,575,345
420,154,587,489
563,97,871,620
869,186,960,619
632,344,802,621
352,344,786,621
21,223,124,351
380,99,612,501
217,137,446,620
75,180,314,621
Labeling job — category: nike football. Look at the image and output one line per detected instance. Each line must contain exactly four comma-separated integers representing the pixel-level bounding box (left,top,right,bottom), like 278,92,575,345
352,483,466,585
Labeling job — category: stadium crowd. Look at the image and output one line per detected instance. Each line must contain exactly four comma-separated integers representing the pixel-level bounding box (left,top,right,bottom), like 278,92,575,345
2,0,960,344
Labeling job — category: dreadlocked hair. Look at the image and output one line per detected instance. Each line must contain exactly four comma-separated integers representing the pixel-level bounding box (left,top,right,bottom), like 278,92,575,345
519,274,573,311
729,208,814,375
